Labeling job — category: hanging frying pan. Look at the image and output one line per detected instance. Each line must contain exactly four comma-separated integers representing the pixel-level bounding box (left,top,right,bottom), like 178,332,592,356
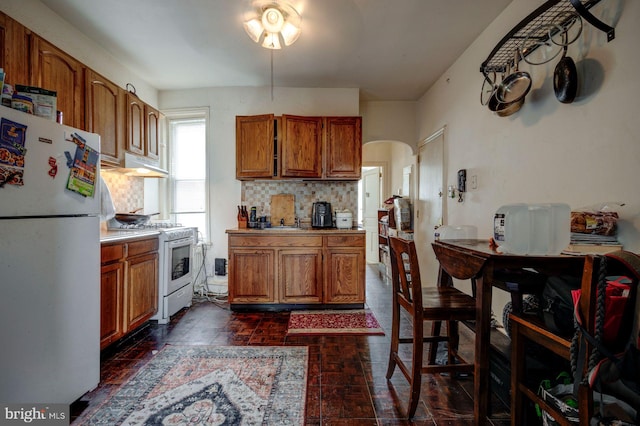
495,50,532,105
487,66,524,117
488,73,525,116
553,34,578,103
488,93,525,117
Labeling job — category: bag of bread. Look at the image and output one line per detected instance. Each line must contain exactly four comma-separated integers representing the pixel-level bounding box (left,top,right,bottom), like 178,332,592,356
571,211,618,235
570,203,623,236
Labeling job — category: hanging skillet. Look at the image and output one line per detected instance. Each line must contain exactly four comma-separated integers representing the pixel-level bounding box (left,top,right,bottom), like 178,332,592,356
487,66,524,117
488,92,525,117
495,50,532,105
553,46,578,103
553,32,579,103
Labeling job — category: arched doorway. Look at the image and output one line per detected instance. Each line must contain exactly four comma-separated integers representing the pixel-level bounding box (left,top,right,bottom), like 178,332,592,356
360,140,415,267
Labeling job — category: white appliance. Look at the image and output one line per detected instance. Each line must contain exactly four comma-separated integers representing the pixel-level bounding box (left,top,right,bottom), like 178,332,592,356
152,227,197,324
335,210,353,229
0,105,100,404
107,219,197,324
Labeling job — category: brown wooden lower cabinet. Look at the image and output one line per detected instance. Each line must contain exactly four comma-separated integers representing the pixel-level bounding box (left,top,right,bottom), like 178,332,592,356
229,248,276,303
125,251,159,332
100,236,158,349
227,231,365,309
279,248,324,303
324,248,365,303
100,261,124,348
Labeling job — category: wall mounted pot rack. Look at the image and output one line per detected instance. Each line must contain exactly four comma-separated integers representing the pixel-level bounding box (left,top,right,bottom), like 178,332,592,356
480,0,614,75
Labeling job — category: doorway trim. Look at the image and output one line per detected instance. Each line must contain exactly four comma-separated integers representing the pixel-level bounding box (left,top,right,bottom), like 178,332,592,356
419,125,446,148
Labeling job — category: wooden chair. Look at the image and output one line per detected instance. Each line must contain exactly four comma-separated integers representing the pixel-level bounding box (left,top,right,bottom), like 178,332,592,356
385,236,476,418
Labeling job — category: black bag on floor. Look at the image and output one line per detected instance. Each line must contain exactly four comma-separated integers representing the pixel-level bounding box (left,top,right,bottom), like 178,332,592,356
542,275,582,338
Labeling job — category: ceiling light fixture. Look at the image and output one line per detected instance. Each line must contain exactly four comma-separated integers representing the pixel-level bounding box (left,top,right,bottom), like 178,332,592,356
243,0,302,49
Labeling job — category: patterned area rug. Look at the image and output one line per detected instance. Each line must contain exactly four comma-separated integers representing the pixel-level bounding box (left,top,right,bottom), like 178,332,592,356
79,345,308,425
286,309,384,336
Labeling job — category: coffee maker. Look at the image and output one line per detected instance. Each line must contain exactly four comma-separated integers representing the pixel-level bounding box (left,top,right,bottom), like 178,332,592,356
311,202,333,228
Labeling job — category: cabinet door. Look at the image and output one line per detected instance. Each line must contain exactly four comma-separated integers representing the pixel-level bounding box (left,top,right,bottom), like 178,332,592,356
324,117,362,179
100,261,124,349
325,249,365,303
30,36,84,129
281,115,323,178
145,104,160,160
86,69,125,166
124,252,158,332
324,235,365,304
236,114,275,179
0,13,30,88
126,92,145,155
279,248,323,303
229,249,275,302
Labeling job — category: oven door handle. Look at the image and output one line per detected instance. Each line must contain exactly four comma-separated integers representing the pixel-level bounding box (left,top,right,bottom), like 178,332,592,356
166,237,195,248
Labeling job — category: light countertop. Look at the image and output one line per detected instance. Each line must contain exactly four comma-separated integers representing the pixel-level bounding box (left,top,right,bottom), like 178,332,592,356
100,229,161,243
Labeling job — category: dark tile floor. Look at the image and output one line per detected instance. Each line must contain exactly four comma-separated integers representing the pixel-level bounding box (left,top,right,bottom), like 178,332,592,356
71,265,511,425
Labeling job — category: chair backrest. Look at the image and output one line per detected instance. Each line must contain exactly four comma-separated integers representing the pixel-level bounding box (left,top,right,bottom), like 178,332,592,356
604,251,640,350
577,251,640,355
388,236,423,313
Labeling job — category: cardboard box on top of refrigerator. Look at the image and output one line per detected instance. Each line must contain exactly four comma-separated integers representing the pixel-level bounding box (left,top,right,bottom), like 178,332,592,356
15,85,57,121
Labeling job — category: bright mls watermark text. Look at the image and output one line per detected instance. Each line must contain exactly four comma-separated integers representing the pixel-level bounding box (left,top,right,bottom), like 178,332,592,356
1,404,68,425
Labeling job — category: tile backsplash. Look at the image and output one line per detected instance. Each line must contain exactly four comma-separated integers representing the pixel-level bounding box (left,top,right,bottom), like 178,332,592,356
102,172,144,213
102,172,359,226
241,181,358,225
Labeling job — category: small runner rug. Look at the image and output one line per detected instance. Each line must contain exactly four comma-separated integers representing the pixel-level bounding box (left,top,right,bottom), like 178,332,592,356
287,309,384,336
78,345,308,425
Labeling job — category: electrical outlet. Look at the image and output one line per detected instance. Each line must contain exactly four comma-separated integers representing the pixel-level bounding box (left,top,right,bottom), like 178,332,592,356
471,175,478,189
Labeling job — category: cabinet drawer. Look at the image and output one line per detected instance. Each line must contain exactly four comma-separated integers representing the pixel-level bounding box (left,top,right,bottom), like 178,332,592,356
101,243,124,264
127,237,159,257
229,235,322,247
325,234,364,247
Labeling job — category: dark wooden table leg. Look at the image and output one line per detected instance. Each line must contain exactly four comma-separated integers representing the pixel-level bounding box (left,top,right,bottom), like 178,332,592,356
474,266,493,425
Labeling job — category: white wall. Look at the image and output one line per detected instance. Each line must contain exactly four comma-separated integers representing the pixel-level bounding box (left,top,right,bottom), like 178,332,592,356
416,0,639,254
389,143,415,199
360,101,417,146
158,87,360,261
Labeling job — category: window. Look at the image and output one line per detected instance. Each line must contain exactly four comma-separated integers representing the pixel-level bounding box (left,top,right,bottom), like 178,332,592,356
166,110,208,242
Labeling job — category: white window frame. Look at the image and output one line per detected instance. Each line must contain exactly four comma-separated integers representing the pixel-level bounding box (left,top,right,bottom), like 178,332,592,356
161,107,210,243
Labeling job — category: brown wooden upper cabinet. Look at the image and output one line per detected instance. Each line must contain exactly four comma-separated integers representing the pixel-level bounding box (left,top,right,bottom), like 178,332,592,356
324,116,362,179
87,74,159,165
0,13,30,88
85,69,125,166
281,114,323,179
236,114,276,179
236,114,362,181
30,36,85,129
125,92,145,156
145,104,160,160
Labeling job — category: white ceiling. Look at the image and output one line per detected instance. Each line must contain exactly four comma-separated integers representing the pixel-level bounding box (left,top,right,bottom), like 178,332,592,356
39,0,513,101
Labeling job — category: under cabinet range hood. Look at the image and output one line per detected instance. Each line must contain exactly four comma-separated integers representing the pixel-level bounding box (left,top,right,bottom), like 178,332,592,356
105,152,169,178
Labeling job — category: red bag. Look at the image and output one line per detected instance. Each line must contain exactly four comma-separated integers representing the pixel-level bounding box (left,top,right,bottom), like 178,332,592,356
571,276,631,346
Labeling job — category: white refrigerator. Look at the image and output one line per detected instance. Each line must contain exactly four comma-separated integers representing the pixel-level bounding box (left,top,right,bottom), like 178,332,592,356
0,105,101,404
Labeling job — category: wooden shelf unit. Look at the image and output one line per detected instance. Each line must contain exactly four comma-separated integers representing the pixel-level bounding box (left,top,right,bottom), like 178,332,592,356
509,254,639,425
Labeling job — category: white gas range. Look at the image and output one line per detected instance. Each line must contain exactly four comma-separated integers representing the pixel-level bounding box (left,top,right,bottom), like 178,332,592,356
107,219,197,324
